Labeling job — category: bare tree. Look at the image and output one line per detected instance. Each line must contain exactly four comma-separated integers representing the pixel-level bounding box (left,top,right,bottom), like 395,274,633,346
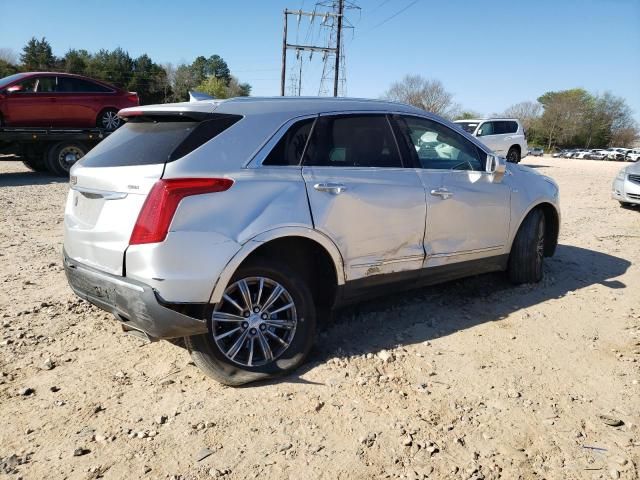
383,75,456,118
0,48,18,64
503,101,541,130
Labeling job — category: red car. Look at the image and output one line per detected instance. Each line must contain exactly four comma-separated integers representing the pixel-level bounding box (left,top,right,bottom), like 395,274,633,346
0,72,139,130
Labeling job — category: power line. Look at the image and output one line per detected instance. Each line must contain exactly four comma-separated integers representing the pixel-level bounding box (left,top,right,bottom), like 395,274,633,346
367,0,420,31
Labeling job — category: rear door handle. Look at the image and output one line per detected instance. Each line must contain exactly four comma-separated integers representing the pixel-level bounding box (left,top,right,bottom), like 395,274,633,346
314,183,347,194
430,188,453,200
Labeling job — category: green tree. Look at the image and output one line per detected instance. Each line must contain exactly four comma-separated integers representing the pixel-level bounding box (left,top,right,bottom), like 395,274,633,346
87,48,133,88
0,60,19,78
195,75,252,99
62,49,91,74
20,37,56,70
191,54,231,86
536,89,591,150
128,54,168,104
170,63,199,102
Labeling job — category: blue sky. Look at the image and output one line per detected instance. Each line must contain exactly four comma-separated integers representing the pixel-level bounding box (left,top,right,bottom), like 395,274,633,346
1,0,639,120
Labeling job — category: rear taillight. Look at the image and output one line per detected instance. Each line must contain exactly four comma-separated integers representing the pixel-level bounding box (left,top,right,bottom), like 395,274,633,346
127,93,139,104
129,178,233,245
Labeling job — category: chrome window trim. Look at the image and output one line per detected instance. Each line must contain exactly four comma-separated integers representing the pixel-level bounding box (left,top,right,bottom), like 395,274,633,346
248,109,494,172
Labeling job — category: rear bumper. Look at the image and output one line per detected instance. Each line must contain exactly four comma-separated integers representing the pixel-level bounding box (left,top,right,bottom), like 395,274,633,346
63,251,209,339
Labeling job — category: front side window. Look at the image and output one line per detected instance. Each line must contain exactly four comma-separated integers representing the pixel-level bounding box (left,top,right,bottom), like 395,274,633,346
395,116,485,171
477,121,494,136
303,114,402,168
263,118,315,166
14,77,38,93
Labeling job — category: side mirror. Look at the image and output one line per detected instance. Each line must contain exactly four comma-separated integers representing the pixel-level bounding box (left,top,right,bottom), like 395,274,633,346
6,85,24,94
486,154,506,183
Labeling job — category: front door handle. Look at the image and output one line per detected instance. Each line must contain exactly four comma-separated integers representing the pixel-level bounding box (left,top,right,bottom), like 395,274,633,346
314,183,347,194
430,188,453,200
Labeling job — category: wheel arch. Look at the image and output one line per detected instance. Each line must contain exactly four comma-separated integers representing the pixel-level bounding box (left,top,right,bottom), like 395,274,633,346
510,201,560,257
209,227,345,309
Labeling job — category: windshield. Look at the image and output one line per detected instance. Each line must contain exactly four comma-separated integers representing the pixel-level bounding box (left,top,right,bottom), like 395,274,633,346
0,73,27,88
455,122,479,134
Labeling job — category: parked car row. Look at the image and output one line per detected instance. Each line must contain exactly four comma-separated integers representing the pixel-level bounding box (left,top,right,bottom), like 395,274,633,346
552,147,638,161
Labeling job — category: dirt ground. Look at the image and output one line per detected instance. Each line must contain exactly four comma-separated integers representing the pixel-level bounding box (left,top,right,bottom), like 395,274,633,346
0,156,639,480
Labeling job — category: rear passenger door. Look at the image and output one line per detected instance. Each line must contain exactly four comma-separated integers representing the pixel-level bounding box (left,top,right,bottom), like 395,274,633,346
301,114,427,282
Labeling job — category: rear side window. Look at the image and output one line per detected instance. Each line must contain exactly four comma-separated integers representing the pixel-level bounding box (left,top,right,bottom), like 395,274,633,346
263,118,315,166
303,114,402,168
494,121,518,134
58,77,113,93
80,114,241,168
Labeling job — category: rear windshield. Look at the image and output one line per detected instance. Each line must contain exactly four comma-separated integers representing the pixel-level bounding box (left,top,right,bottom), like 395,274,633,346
455,122,479,134
80,114,241,168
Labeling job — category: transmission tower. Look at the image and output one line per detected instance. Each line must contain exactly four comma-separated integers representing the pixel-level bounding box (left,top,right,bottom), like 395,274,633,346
280,1,358,97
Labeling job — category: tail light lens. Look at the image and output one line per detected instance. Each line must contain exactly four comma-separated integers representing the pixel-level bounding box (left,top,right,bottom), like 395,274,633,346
127,93,139,104
129,178,233,245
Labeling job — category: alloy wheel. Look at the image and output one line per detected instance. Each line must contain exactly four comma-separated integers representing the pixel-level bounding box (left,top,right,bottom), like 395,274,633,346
211,277,298,367
100,110,121,130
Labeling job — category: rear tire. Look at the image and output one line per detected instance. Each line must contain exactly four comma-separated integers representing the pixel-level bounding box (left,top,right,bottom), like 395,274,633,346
508,209,546,284
96,108,121,131
46,142,88,176
507,146,521,163
185,259,316,386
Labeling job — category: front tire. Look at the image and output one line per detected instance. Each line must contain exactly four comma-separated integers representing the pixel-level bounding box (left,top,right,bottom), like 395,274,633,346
185,259,316,386
507,146,521,163
508,209,546,284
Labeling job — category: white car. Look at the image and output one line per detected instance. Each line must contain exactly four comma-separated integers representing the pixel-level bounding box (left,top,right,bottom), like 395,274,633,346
607,147,629,161
612,162,640,206
625,149,640,162
573,150,592,159
454,118,528,163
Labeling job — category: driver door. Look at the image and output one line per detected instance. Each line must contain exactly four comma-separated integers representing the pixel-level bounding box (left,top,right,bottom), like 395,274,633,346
5,75,58,126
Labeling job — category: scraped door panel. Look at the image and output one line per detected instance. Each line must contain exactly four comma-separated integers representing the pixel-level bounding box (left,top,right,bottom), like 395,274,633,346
303,166,426,280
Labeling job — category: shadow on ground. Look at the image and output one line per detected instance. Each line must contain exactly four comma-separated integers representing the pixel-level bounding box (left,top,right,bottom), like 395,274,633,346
520,163,552,169
268,244,630,385
0,170,66,187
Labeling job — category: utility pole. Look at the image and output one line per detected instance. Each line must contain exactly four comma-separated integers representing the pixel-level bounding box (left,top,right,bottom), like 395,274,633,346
280,9,288,97
333,0,344,97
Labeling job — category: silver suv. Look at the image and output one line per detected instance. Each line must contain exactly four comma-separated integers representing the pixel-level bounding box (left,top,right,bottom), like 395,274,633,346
63,97,560,385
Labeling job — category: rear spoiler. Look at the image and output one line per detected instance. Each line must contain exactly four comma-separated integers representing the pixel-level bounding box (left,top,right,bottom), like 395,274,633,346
189,91,215,102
